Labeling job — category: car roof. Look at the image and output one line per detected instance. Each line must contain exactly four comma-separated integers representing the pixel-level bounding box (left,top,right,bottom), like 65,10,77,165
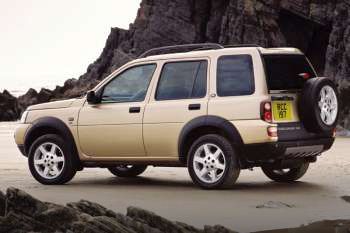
132,46,303,63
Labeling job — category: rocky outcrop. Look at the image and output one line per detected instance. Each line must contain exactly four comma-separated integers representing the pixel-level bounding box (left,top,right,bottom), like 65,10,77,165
0,187,239,233
1,0,350,128
0,91,19,121
17,88,54,112
1,187,350,233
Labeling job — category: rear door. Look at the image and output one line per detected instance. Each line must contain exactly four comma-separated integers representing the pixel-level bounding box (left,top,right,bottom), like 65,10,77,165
262,53,330,140
263,54,317,124
143,58,210,158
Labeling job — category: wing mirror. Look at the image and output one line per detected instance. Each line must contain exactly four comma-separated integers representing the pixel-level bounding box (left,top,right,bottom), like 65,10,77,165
86,90,101,104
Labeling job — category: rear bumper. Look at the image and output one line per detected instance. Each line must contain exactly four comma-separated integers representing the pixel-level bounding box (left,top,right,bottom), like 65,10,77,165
244,137,335,162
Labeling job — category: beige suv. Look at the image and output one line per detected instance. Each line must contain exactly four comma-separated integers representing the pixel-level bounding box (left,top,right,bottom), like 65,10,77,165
15,44,338,189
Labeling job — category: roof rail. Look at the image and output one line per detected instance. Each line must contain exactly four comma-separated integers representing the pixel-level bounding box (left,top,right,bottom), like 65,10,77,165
224,44,261,48
138,43,224,58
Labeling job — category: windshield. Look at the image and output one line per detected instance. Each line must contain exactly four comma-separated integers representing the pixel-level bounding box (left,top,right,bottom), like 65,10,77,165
263,54,316,91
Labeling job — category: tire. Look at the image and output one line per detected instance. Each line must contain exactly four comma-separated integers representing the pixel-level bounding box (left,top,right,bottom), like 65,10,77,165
187,134,240,189
261,163,309,182
28,134,77,185
108,165,147,178
299,77,339,133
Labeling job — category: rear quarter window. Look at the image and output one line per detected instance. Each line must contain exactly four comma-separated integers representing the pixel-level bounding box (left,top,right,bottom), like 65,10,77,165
217,55,255,97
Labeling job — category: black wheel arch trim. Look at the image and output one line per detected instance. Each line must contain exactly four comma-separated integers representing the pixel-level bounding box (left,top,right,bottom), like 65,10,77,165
24,117,81,167
178,115,244,163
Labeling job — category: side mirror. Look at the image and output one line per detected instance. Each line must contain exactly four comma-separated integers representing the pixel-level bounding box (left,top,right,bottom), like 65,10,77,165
86,91,101,104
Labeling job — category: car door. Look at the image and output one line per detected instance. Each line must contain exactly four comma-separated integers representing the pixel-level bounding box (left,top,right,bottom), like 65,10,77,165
208,53,266,144
78,63,157,158
143,59,209,158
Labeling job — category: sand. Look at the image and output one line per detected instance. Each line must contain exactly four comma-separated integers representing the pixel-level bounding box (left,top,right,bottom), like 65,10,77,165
0,122,349,233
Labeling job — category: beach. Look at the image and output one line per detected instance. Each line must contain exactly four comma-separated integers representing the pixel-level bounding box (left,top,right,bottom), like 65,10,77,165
1,122,349,232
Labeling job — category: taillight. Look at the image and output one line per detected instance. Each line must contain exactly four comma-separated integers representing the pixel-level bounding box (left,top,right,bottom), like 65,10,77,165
298,72,311,80
261,101,272,123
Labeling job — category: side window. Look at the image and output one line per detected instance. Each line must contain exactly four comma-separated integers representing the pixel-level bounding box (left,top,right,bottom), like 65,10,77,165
217,55,254,96
156,61,208,100
102,64,156,103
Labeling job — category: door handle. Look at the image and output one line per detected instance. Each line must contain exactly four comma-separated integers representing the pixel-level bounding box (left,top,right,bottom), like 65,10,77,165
129,107,141,113
188,104,201,111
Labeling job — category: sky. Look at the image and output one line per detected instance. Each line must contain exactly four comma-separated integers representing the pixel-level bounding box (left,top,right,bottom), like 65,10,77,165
0,0,140,95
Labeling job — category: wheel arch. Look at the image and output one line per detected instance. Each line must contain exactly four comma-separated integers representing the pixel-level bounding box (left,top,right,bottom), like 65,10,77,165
178,115,244,164
24,117,81,167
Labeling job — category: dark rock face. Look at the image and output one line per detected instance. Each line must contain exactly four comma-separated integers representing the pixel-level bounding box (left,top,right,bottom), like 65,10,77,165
67,199,117,218
127,206,202,233
0,191,5,217
325,1,350,129
5,187,48,216
1,0,349,128
1,187,350,233
0,91,19,121
0,187,231,233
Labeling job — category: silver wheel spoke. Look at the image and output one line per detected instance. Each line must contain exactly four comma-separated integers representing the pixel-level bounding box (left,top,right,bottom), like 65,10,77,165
330,102,337,110
53,156,64,163
320,109,326,122
203,144,211,156
43,167,50,176
210,170,217,180
216,162,225,171
51,165,59,175
199,167,208,177
50,144,57,154
213,149,222,159
194,156,205,165
318,100,324,109
39,146,47,155
325,111,332,123
34,159,45,165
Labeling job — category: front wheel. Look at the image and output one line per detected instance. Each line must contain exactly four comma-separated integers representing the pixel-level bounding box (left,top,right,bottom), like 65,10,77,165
108,165,147,177
261,163,310,182
187,134,240,189
28,134,77,185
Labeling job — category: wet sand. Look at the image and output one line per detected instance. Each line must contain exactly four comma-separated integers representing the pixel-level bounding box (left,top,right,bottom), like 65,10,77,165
0,122,349,232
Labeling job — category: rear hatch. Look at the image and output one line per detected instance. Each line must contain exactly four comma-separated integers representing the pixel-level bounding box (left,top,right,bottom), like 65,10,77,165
262,53,331,140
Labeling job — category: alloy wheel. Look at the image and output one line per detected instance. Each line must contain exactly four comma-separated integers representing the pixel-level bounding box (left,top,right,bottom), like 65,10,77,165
193,143,226,183
318,85,338,126
33,142,65,179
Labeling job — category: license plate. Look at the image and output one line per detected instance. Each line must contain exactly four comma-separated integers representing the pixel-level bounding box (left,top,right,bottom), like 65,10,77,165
272,101,293,121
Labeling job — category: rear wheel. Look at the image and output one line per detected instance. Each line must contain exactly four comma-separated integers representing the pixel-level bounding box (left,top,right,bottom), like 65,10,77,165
28,134,77,185
187,134,240,189
108,165,147,177
261,163,309,182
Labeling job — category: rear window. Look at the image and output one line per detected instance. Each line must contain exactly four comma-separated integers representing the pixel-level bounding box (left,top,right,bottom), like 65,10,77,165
263,54,316,91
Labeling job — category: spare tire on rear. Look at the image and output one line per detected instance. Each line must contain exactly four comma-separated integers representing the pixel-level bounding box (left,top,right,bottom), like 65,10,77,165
298,77,339,133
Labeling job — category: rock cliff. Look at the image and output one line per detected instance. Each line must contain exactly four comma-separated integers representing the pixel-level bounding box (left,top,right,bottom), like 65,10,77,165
1,0,350,128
